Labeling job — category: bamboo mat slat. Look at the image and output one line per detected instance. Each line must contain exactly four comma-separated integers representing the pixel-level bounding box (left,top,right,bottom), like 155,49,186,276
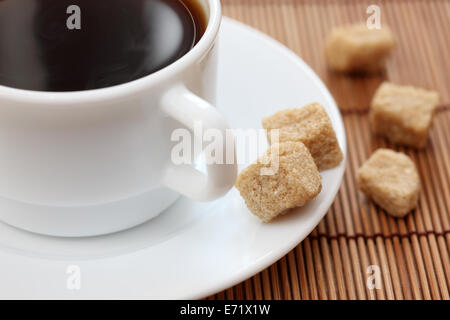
208,0,450,300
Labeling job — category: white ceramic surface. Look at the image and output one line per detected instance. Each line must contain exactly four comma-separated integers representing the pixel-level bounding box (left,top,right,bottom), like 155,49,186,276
0,17,346,299
0,0,237,237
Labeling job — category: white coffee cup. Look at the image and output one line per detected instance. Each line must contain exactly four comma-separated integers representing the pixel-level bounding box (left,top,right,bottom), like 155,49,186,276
0,0,236,236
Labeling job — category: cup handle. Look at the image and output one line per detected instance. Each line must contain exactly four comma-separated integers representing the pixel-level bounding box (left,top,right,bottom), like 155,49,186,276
159,84,237,202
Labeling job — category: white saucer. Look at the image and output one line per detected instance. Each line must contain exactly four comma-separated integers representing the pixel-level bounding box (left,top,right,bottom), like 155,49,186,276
0,18,346,299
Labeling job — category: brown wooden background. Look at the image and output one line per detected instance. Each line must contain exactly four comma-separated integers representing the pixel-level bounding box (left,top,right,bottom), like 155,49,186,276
208,0,450,300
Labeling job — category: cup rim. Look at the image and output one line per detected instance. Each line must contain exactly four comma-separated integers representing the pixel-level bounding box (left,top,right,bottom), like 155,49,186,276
0,0,221,105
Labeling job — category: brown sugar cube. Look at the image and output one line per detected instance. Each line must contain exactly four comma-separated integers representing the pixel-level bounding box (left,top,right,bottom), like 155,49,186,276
235,141,322,222
324,24,395,73
262,103,343,171
357,149,420,217
370,82,439,148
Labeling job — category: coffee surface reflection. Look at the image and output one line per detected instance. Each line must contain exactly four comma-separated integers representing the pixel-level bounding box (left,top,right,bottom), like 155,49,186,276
0,0,206,91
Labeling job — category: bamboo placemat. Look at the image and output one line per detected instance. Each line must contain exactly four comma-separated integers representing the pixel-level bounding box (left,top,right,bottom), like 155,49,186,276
208,0,450,300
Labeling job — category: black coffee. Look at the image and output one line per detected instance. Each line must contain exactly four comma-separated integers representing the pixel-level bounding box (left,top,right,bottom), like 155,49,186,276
0,0,206,91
